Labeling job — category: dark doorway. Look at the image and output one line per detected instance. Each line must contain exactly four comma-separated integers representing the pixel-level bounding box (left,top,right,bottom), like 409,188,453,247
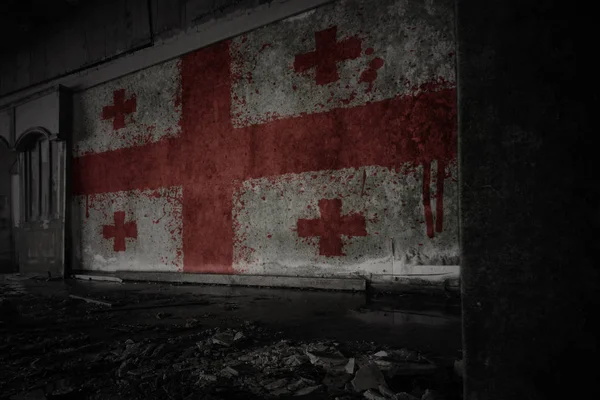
0,138,16,272
14,128,68,277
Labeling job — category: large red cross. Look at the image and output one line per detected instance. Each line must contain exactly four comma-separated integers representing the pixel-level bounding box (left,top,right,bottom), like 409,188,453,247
73,40,456,274
294,26,362,85
102,89,137,131
297,198,367,257
102,211,138,252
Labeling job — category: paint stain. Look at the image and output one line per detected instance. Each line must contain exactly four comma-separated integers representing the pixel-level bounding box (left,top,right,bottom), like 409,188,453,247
359,57,385,93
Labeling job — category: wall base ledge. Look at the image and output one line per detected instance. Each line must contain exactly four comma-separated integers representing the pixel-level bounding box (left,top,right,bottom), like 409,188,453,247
70,268,460,294
71,270,366,292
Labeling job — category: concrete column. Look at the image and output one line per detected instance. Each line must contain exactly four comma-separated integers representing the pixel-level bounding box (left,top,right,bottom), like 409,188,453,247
457,1,597,399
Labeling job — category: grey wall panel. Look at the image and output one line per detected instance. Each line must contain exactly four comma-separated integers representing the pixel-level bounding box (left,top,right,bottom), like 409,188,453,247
152,0,185,40
127,0,153,48
0,0,332,103
15,92,60,139
29,39,49,85
0,109,10,146
0,54,18,95
16,48,32,91
45,28,68,80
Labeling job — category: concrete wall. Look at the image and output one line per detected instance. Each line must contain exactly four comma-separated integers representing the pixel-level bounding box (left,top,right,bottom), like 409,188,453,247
69,0,458,283
0,0,295,97
459,0,598,398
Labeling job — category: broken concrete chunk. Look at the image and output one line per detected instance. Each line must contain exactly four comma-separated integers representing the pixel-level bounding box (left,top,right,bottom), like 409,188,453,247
233,331,244,341
374,351,389,358
285,354,308,367
352,364,387,392
345,357,356,374
221,366,239,377
287,377,316,391
197,371,217,383
364,389,388,400
294,385,323,396
212,332,235,347
306,348,347,369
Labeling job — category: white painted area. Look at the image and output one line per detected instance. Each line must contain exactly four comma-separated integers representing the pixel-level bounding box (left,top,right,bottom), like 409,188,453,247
0,109,10,145
72,186,183,272
15,92,60,138
73,59,182,156
232,165,459,278
230,0,455,127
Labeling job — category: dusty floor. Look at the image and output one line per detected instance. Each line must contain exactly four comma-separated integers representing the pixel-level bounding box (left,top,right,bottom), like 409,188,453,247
0,274,462,400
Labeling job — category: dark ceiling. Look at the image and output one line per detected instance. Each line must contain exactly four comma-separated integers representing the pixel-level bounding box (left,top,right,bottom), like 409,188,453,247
0,0,85,52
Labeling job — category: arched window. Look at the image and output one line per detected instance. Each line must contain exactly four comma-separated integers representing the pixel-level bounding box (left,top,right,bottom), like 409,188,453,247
15,128,61,223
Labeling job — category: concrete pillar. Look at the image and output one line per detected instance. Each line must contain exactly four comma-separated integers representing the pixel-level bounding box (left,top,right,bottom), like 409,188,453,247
457,1,597,399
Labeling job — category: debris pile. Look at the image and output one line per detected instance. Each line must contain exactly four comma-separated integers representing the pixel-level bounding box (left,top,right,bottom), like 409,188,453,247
0,277,461,399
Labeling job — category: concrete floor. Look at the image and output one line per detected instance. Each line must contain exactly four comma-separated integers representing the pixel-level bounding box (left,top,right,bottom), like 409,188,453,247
0,274,462,399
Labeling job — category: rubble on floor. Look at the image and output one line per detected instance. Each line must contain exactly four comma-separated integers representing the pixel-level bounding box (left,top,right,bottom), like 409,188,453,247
0,278,461,400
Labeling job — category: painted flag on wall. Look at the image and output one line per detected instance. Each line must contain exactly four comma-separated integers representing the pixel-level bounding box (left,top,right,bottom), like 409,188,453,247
71,0,458,278
72,187,183,272
229,0,455,127
73,59,182,156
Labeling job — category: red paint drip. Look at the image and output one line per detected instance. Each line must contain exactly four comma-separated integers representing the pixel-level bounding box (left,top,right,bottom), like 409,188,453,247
297,198,367,257
101,89,137,131
85,195,89,218
294,26,362,85
365,47,374,55
422,162,434,238
436,160,445,233
102,211,138,252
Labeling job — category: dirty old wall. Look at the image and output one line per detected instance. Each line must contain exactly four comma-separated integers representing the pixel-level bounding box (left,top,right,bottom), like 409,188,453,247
72,0,458,283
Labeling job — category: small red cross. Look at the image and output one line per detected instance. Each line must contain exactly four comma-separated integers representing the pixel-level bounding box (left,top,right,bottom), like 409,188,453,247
101,89,137,131
103,211,138,252
294,26,362,85
297,198,367,257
